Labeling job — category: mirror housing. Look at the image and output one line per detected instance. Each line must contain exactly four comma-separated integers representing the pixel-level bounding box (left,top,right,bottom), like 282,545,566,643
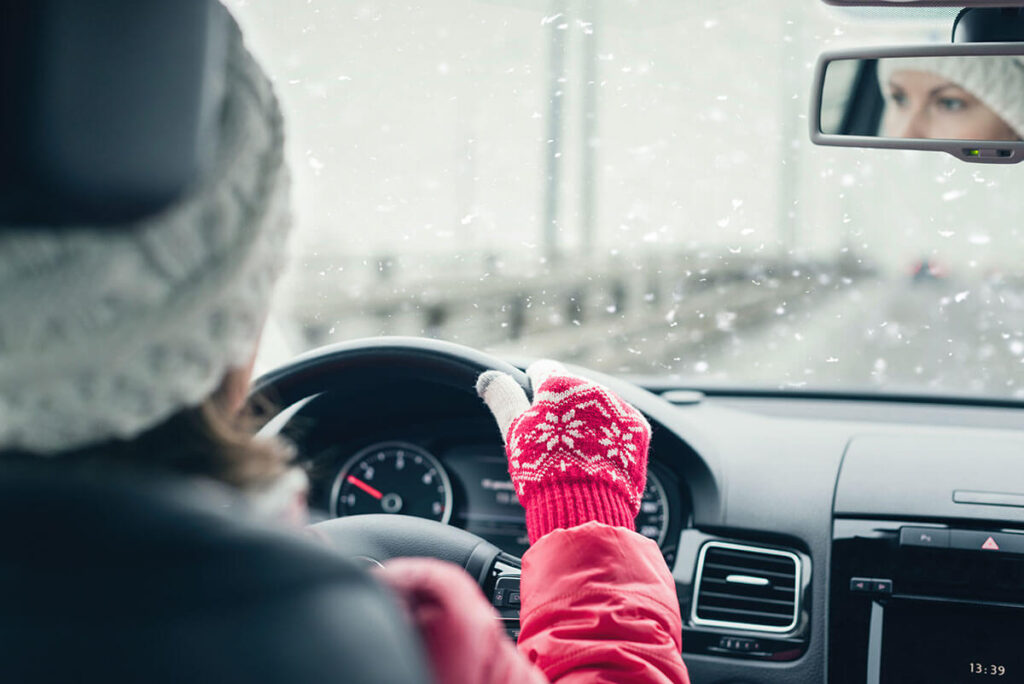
954,8,1024,43
823,1,1024,7
811,43,1024,164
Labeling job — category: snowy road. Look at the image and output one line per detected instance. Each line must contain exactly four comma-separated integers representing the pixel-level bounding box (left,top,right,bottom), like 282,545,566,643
695,275,1024,399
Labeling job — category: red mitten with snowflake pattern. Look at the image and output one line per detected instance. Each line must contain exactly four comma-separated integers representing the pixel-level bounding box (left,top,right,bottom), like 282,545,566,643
476,360,651,544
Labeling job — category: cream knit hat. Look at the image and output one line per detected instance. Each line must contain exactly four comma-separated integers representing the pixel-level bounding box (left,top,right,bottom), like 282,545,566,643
0,11,290,454
877,55,1024,138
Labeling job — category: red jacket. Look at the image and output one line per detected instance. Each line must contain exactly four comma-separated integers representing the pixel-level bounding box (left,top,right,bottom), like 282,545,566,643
380,521,691,684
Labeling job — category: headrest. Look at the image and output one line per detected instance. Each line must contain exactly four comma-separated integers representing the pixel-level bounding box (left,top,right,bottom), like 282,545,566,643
0,0,227,226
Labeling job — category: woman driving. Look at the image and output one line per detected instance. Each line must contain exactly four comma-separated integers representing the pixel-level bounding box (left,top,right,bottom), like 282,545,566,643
0,4,690,683
878,55,1024,141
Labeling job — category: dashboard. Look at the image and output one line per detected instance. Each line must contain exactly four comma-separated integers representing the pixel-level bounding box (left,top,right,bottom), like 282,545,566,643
275,363,1024,684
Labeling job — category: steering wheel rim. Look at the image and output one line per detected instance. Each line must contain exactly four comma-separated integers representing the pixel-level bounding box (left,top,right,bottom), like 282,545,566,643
249,336,531,412
248,336,529,584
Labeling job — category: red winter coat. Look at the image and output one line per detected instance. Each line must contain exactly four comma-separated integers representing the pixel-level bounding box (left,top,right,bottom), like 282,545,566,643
379,521,691,684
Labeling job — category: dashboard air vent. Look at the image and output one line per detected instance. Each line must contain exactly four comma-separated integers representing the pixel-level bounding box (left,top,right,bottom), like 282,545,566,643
691,541,801,633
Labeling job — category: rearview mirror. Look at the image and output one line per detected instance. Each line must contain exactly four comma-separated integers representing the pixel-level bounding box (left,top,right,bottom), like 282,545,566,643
811,45,1024,163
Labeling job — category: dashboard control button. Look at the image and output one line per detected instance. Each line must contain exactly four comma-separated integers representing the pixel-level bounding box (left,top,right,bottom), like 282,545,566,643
949,530,1024,554
493,577,520,607
850,577,872,593
899,526,949,549
718,636,761,652
850,577,892,594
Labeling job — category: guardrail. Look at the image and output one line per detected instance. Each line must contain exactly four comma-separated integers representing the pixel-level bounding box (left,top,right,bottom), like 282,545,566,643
273,249,875,370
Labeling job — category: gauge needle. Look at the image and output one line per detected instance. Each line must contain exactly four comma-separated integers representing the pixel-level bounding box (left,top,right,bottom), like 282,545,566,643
347,475,383,500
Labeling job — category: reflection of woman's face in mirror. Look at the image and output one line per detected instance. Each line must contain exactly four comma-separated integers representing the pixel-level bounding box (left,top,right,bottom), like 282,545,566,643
882,69,1021,141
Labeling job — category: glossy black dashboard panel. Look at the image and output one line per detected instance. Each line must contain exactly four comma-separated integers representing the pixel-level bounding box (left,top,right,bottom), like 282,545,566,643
830,519,1024,684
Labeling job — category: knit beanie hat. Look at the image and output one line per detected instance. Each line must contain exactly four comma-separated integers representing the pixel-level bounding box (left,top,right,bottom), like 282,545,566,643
0,10,290,454
877,55,1024,138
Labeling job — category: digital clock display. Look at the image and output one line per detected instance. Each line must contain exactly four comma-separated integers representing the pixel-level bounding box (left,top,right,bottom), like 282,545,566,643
880,601,1022,684
968,663,1006,677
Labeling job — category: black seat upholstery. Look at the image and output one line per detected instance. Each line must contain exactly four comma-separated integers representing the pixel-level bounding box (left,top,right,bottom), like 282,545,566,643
0,464,430,684
2,2,430,679
1,0,226,226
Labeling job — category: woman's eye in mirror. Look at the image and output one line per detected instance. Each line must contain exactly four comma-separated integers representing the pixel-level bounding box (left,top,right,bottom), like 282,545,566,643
935,96,969,113
931,86,973,114
887,87,909,108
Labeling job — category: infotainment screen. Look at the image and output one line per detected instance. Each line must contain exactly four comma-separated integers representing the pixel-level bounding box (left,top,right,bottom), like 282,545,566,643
444,449,530,557
879,600,1024,684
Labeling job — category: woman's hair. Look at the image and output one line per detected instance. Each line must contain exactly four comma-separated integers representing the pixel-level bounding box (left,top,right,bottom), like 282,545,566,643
100,399,290,488
4,392,292,490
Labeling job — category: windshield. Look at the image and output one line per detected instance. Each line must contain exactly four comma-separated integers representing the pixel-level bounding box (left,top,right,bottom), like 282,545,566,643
232,1,1024,401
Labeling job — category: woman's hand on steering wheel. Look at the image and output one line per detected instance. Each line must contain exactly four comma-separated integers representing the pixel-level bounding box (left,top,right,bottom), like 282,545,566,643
477,360,651,543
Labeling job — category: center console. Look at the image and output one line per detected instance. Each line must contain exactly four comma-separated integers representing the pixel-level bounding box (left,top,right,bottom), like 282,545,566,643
830,520,1024,684
830,434,1024,684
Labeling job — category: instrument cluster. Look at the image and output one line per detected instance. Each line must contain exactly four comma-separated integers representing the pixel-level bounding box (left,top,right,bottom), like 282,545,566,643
323,439,687,560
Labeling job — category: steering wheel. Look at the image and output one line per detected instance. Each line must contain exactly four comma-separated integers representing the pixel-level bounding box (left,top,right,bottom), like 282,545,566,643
248,337,531,589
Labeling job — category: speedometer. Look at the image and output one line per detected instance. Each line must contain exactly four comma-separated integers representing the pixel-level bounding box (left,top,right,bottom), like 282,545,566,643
636,470,670,546
330,442,453,524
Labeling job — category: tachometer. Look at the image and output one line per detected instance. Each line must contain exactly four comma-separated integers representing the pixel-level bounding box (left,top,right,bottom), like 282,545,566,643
330,442,453,524
636,470,670,546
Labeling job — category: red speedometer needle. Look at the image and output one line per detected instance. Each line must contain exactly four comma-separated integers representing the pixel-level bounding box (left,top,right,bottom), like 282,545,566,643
347,475,383,500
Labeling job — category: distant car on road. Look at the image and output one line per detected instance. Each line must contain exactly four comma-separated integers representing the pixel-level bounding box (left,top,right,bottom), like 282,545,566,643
909,258,948,283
